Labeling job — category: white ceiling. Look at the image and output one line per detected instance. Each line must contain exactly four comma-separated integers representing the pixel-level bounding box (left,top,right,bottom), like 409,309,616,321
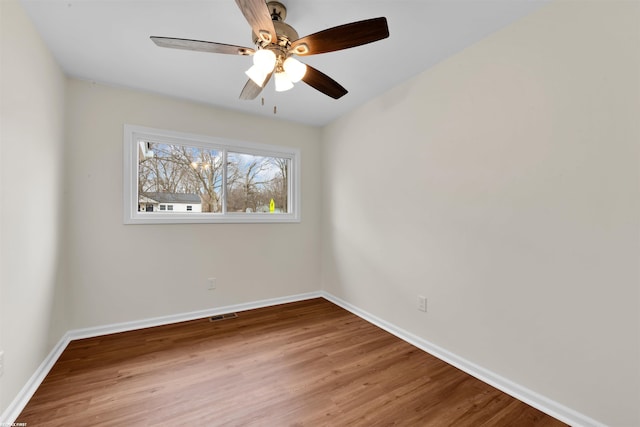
20,0,548,127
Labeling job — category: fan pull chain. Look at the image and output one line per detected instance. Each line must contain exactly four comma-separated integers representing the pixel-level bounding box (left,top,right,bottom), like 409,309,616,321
260,97,277,115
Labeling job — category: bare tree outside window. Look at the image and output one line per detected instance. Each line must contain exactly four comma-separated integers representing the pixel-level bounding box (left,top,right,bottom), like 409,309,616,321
138,142,222,212
227,152,289,213
137,141,288,214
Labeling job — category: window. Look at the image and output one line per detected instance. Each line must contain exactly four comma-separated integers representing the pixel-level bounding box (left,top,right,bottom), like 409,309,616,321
124,125,300,224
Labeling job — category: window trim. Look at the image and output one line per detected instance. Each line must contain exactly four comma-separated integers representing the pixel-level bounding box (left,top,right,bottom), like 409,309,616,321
123,124,301,224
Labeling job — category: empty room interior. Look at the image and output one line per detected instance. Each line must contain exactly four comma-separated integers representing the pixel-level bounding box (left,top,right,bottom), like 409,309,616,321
1,0,639,426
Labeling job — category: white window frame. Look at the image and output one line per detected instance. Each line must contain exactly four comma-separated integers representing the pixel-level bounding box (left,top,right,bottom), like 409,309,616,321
124,124,301,224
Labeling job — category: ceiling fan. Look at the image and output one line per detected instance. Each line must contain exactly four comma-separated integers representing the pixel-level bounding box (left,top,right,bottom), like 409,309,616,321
150,0,389,100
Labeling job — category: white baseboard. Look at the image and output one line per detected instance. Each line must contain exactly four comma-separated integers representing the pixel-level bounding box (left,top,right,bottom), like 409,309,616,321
2,290,603,427
0,291,322,424
0,334,72,425
320,291,605,427
66,291,323,341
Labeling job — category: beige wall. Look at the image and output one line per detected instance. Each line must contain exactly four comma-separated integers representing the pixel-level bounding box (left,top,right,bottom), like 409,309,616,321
64,79,322,329
0,0,67,412
321,1,639,426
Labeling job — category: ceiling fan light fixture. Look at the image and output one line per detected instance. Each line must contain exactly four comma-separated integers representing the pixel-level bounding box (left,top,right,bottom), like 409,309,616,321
283,57,307,83
252,48,276,72
245,65,269,87
275,71,294,92
152,1,389,101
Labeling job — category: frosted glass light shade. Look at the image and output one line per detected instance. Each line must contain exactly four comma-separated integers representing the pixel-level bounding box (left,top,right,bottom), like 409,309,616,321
245,65,268,87
252,49,276,72
283,57,307,83
274,72,294,92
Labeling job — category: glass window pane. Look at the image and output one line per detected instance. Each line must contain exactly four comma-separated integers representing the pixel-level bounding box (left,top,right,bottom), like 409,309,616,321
226,152,289,214
126,125,300,223
138,141,222,213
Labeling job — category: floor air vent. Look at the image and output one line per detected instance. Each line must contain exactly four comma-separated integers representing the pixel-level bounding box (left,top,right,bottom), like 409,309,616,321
209,313,238,322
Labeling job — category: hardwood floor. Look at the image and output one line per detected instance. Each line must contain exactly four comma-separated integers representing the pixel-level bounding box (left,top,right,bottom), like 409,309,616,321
17,298,566,426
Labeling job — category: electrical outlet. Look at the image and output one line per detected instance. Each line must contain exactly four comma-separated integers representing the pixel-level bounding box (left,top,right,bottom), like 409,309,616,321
0,350,4,377
417,295,427,312
207,277,216,290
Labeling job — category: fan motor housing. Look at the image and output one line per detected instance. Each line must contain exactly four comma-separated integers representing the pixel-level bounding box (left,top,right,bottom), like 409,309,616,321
251,1,298,47
252,21,299,47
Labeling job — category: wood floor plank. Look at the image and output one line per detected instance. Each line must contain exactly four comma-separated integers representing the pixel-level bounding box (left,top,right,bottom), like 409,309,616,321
17,298,566,426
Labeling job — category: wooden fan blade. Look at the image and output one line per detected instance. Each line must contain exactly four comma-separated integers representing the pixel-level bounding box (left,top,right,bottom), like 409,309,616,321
235,0,277,44
301,65,347,99
290,17,389,56
151,37,254,56
239,72,273,100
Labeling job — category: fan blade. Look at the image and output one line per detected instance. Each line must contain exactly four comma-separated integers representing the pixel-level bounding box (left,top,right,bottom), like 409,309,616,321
290,17,389,56
301,65,347,99
235,0,277,44
151,37,254,56
239,72,273,100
